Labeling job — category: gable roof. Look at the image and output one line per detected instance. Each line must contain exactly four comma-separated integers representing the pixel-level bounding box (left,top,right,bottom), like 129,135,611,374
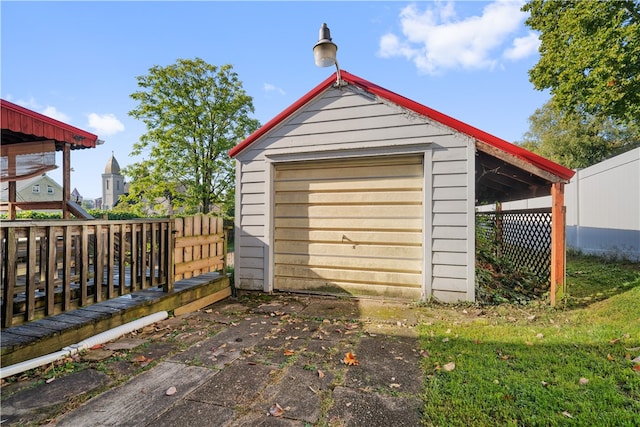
229,70,574,182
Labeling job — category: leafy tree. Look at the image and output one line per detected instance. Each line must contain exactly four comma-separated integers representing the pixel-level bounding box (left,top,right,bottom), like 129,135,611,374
519,101,640,169
523,0,640,126
124,59,260,216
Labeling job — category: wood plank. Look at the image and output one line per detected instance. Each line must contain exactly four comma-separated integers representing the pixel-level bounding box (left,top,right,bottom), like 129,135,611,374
274,278,422,299
3,227,17,327
174,256,224,275
274,217,423,230
173,287,232,316
174,234,223,248
276,162,423,181
274,241,422,259
26,227,36,321
274,254,422,273
275,204,422,218
274,265,422,286
275,177,423,192
275,190,423,205
274,229,422,245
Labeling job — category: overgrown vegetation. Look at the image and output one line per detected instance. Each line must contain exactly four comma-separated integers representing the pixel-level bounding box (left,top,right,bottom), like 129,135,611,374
475,216,550,305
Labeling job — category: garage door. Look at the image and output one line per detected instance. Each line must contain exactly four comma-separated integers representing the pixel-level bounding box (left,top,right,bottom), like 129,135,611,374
274,155,424,299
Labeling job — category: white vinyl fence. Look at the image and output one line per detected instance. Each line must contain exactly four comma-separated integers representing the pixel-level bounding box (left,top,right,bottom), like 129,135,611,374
480,147,640,261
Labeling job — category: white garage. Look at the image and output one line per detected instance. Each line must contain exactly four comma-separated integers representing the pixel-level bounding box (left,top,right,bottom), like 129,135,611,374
229,70,574,302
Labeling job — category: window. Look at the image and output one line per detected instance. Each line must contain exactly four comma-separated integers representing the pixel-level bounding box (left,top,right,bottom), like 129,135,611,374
106,180,109,190
117,181,120,191
32,185,40,194
47,185,55,195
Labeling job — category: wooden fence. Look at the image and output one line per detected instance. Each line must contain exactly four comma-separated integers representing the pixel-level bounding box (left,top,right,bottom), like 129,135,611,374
174,215,227,280
1,215,227,328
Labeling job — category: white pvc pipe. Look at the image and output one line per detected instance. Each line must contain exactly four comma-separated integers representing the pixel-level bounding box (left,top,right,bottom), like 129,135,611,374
1,311,168,379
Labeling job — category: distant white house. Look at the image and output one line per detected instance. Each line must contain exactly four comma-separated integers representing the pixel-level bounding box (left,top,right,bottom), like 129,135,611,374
0,173,63,211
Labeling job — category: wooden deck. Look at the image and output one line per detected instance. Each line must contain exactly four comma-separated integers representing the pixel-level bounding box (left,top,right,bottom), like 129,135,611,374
1,272,231,367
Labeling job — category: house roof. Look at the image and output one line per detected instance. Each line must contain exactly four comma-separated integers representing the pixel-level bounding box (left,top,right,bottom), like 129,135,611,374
1,99,99,149
229,70,575,182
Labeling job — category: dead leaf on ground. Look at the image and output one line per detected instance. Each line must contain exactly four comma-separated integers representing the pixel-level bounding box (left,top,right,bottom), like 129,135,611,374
343,352,359,366
283,349,295,356
165,386,177,396
442,362,456,372
607,354,615,361
317,369,325,378
562,411,573,418
90,344,104,350
132,355,152,364
632,365,640,372
269,403,285,417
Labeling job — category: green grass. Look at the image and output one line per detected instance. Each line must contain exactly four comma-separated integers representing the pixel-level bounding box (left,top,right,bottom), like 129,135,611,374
419,254,640,426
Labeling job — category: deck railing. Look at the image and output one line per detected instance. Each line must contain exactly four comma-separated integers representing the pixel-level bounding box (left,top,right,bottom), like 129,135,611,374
1,218,174,327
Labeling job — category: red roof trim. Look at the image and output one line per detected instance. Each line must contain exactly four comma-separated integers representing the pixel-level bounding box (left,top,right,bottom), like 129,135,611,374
229,71,575,181
1,99,99,148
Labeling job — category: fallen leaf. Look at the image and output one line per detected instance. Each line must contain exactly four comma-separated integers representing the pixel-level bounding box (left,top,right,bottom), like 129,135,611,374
343,352,359,366
579,377,589,385
132,355,151,363
269,403,285,417
610,338,621,344
632,365,640,372
420,350,431,358
165,386,177,396
607,354,615,361
204,309,213,313
390,383,401,388
317,369,325,379
443,362,456,372
46,377,56,384
562,411,573,418
541,381,549,387
90,344,104,350
536,333,544,339
283,349,295,356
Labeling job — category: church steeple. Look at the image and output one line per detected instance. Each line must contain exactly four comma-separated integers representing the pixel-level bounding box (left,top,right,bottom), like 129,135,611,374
105,151,121,174
102,152,125,210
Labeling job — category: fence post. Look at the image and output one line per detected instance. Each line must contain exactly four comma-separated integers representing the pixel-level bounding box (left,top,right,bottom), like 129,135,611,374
550,182,566,306
164,218,175,293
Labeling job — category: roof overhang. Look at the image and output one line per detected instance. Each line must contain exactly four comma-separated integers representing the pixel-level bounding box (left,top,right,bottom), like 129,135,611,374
1,99,99,150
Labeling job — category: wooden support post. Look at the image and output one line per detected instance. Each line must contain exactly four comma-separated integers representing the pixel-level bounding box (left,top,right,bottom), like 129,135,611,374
550,182,566,306
8,181,16,220
63,143,71,219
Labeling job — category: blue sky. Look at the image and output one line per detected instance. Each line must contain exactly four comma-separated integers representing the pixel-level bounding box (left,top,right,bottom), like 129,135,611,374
2,0,549,200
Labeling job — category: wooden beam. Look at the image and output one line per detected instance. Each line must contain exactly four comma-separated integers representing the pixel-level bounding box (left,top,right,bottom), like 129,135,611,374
63,143,71,219
550,182,566,306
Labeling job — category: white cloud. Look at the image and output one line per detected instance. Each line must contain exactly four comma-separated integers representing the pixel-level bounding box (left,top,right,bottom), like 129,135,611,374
87,113,125,136
504,31,540,60
41,106,70,122
379,0,533,74
263,83,285,95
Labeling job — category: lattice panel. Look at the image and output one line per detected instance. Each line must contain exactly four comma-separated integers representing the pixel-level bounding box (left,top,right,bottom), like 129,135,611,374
476,209,552,280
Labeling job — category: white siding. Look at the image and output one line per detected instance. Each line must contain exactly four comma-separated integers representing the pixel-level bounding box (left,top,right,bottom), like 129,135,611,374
234,85,475,301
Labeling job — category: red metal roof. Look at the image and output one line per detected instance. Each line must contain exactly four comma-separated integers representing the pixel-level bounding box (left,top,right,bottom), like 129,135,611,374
1,99,99,149
229,70,575,181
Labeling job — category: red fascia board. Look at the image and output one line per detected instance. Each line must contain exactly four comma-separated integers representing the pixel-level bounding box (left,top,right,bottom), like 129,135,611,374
229,71,575,181
1,99,99,148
